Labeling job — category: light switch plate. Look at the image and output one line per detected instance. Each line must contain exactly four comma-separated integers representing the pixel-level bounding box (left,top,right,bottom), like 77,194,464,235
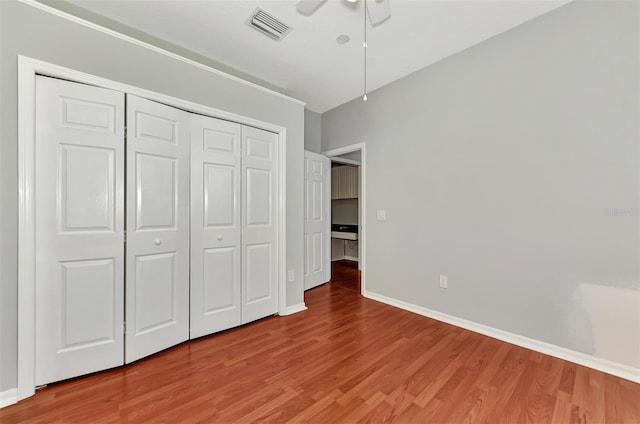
376,210,386,221
287,270,295,283
439,275,448,289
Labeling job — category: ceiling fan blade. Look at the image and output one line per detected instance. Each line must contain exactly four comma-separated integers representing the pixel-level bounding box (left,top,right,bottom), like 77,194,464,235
367,0,391,26
296,0,328,16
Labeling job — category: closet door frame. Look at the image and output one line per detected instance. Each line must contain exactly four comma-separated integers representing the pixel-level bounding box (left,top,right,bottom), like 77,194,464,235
17,56,288,401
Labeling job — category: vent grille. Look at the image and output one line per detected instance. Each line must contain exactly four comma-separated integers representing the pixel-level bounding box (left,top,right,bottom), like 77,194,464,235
247,8,292,41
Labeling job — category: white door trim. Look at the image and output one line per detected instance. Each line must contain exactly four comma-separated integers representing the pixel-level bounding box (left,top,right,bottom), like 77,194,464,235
330,157,360,166
322,143,366,291
17,55,288,400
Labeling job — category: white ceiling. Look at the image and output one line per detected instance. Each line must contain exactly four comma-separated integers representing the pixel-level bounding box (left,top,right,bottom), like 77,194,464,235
66,0,571,113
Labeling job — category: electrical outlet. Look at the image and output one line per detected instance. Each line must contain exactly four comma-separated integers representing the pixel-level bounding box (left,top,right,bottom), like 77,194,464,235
376,210,386,221
439,275,448,289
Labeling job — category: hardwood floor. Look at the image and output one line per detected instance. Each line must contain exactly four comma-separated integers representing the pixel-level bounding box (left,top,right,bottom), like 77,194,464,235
2,279,639,423
330,259,361,293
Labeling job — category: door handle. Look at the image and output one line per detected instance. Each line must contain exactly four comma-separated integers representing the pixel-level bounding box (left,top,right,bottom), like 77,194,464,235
154,238,162,245
217,235,223,241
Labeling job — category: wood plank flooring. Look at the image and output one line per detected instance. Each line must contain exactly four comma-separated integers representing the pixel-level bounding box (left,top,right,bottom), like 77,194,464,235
2,264,639,423
330,259,361,293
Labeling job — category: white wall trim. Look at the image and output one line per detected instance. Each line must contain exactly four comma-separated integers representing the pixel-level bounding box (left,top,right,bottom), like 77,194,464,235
278,129,288,317
18,55,289,401
17,57,37,402
363,290,640,384
0,389,18,409
324,156,332,284
17,0,305,108
283,303,308,316
324,143,367,281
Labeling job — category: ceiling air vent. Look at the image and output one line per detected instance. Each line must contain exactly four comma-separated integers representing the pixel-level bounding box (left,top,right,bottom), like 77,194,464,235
247,8,292,41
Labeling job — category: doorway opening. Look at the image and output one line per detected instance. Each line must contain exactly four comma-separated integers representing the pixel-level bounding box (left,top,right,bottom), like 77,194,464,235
323,143,366,295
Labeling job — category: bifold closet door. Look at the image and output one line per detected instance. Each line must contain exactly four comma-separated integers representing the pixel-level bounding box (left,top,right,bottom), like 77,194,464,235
35,76,125,385
190,115,242,338
125,95,190,363
241,126,279,323
191,119,279,336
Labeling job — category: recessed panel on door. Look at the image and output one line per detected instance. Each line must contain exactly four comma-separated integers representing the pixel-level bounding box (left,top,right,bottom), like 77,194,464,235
311,233,323,273
246,137,272,160
311,158,323,176
135,111,177,144
246,168,271,226
204,128,236,152
245,243,272,304
134,253,176,334
303,233,310,277
136,153,177,230
59,144,115,232
311,180,323,221
59,258,116,350
204,163,235,227
203,247,237,313
60,97,116,133
35,76,125,386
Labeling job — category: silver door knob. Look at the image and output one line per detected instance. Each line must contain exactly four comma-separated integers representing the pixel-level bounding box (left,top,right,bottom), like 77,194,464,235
154,238,162,245
217,235,223,241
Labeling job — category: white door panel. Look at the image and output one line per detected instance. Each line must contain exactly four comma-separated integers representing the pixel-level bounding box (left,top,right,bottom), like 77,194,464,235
135,153,177,229
242,126,278,324
35,76,125,385
303,151,330,290
203,247,236,309
246,243,272,303
59,259,117,347
190,116,242,338
134,252,177,334
59,144,116,231
126,95,190,363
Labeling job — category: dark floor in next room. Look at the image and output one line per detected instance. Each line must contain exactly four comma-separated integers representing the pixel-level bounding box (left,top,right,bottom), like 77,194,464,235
330,259,361,293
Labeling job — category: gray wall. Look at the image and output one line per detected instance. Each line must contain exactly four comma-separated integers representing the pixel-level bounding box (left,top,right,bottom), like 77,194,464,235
304,109,322,153
0,0,304,391
332,199,359,225
335,151,361,162
322,0,639,369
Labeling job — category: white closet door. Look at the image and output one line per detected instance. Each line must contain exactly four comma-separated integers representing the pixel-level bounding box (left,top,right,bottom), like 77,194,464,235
190,115,242,338
35,76,125,385
125,95,190,363
241,126,279,323
304,151,330,290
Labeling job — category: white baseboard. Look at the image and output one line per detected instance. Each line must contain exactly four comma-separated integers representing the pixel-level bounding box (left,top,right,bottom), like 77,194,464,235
283,302,307,315
331,256,359,262
1,388,18,409
363,290,640,384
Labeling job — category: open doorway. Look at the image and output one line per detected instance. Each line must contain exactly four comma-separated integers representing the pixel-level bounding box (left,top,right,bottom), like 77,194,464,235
323,143,366,295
